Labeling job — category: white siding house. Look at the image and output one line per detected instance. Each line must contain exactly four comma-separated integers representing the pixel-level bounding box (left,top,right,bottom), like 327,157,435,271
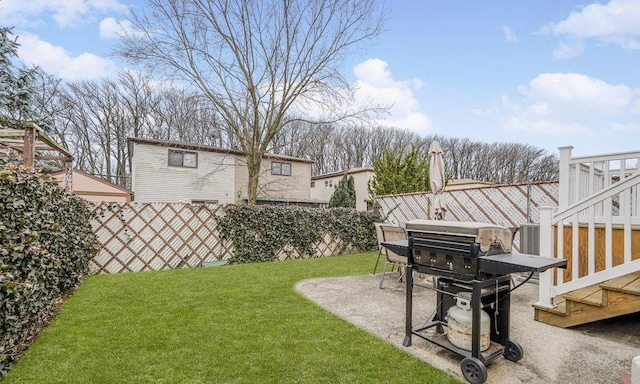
129,138,315,204
310,167,375,211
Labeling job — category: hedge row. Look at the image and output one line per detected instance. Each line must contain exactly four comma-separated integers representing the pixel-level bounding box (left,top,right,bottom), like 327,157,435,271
218,205,382,264
0,163,99,378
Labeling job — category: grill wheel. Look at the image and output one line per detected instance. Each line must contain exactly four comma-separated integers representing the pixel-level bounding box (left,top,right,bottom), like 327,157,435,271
503,339,524,362
460,357,487,384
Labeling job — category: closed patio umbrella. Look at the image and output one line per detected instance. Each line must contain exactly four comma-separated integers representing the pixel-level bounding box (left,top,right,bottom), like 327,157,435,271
429,140,446,220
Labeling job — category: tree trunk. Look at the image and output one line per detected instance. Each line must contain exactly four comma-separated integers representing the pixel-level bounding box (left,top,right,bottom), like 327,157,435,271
245,151,262,205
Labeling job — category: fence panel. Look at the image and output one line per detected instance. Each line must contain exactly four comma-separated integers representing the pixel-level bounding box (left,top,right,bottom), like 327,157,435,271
376,182,559,252
90,202,230,274
90,202,360,274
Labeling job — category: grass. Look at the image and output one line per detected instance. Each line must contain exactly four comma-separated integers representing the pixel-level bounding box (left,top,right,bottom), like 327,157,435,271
4,253,459,383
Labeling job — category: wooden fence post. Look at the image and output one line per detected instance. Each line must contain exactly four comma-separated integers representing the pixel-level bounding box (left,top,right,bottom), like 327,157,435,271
23,124,35,168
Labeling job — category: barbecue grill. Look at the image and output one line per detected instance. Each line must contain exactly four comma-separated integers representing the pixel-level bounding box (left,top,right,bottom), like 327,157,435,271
382,219,566,384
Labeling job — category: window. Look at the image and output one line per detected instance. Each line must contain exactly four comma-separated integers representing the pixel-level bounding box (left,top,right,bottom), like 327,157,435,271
168,149,198,168
324,180,333,189
271,161,292,176
310,181,316,188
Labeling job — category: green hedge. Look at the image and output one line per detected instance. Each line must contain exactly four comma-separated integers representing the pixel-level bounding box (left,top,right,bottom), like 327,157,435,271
0,163,99,377
218,205,381,264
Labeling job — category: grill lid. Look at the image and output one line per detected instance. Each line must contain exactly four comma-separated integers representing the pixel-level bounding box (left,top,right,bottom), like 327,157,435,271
405,219,512,253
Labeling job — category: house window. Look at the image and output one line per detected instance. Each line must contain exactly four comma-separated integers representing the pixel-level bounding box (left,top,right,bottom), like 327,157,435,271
310,181,316,188
271,161,292,176
324,180,333,189
168,150,198,168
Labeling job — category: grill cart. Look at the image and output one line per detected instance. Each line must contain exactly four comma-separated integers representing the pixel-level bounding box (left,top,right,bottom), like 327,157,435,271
383,220,566,384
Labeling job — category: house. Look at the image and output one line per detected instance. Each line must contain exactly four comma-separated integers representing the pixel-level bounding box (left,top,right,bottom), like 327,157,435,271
52,169,133,202
310,167,375,211
128,138,316,205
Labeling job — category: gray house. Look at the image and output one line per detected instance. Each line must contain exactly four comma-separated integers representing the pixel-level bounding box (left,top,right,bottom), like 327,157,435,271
128,138,315,204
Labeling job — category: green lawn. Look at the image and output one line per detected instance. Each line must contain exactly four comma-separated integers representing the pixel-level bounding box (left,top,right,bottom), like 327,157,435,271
4,253,459,383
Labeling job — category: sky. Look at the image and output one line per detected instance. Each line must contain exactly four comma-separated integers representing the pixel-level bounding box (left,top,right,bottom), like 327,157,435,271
1,0,640,158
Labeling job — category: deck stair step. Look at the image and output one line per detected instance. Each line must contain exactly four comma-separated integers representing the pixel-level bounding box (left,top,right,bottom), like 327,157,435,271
600,272,640,295
563,285,604,307
534,272,640,328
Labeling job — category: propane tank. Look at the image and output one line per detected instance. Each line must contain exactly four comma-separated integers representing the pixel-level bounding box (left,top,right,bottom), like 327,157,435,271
447,292,491,352
632,355,640,384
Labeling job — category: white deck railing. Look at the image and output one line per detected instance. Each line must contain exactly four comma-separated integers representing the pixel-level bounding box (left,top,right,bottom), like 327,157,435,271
537,147,640,308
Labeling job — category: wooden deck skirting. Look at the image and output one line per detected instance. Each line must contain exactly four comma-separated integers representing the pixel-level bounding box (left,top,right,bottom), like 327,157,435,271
555,224,640,283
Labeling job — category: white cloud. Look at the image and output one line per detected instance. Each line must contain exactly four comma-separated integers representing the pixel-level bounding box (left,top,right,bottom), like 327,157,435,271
521,73,631,114
502,26,519,42
353,58,431,134
503,73,635,137
0,0,127,29
542,0,640,54
504,117,590,136
99,17,145,39
552,41,584,60
501,95,521,113
633,98,640,114
17,34,117,81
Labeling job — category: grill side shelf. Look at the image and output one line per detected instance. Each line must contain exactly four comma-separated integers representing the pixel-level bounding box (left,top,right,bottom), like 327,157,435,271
380,239,410,257
478,253,567,275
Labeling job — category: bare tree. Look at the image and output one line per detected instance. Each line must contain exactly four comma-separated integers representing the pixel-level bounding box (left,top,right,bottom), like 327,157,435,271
28,68,68,143
115,0,387,204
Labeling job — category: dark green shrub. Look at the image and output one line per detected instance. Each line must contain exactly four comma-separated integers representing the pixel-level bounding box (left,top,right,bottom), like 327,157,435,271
0,162,99,377
218,205,381,264
328,175,356,208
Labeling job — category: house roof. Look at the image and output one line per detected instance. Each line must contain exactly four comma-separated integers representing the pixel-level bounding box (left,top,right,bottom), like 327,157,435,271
447,178,491,185
446,178,493,189
127,137,314,163
51,169,133,194
311,167,374,180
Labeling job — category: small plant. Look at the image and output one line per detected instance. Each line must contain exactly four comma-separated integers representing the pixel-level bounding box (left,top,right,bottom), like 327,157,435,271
369,145,430,196
328,175,356,208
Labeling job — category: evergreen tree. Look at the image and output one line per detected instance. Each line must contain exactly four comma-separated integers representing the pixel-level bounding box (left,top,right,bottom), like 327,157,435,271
368,146,429,196
0,27,39,130
328,175,356,208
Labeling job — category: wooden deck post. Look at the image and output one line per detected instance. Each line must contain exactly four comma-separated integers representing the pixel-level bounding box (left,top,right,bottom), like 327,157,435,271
64,160,73,190
23,124,35,168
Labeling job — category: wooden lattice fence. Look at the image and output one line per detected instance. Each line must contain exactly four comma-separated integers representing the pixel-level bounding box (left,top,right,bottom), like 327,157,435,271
90,202,356,274
376,182,560,252
90,203,229,273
